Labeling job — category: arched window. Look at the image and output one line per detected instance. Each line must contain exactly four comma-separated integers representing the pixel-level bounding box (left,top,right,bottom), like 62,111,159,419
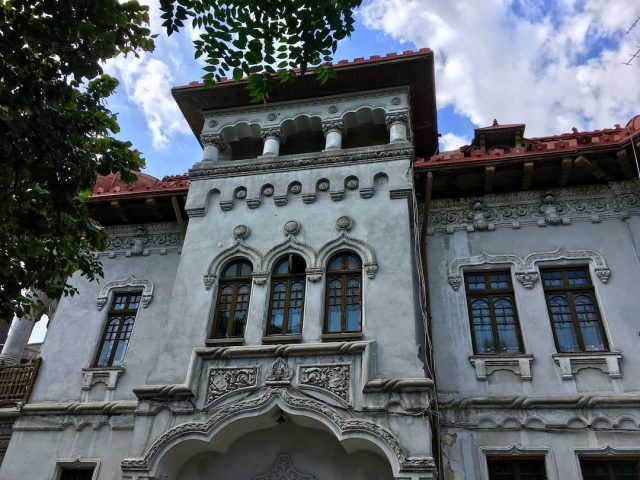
324,252,362,334
267,254,306,336
95,291,141,367
210,259,253,339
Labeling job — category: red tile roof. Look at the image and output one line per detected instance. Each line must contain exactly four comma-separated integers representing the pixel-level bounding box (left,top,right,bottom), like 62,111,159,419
91,172,190,198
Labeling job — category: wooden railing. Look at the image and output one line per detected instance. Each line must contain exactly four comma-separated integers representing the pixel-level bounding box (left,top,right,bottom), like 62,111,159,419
0,358,40,406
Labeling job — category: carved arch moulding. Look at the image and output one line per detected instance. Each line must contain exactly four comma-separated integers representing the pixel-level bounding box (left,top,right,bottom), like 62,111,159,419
203,218,378,288
448,248,610,290
120,388,434,477
96,275,153,310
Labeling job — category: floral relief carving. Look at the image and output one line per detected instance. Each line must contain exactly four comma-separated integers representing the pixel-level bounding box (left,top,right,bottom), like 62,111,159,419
299,364,350,403
102,223,182,257
96,275,153,310
206,367,258,405
254,455,315,480
265,359,293,385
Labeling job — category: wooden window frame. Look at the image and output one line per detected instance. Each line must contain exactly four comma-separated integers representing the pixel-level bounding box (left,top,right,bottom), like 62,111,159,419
209,259,253,340
93,291,141,368
266,254,306,337
323,252,363,335
579,457,640,480
541,266,608,353
464,271,524,355
487,456,548,480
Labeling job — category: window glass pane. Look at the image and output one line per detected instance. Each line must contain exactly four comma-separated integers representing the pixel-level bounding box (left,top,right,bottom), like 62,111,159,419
232,284,250,336
488,458,546,480
290,254,306,274
60,469,94,480
329,255,342,271
490,273,509,289
574,294,605,351
270,283,286,334
274,258,289,274
581,459,640,480
112,317,134,366
467,274,486,291
96,318,119,367
471,299,494,353
327,279,342,332
549,295,579,352
346,254,360,270
494,298,521,353
222,260,252,278
567,269,588,286
113,295,127,310
345,278,361,332
287,281,304,334
239,261,253,276
214,285,233,337
542,270,563,287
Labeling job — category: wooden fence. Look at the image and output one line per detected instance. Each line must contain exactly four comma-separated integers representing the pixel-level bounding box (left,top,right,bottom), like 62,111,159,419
0,358,40,406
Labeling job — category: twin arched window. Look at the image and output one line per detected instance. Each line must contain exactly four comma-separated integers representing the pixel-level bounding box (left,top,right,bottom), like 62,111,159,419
210,251,362,340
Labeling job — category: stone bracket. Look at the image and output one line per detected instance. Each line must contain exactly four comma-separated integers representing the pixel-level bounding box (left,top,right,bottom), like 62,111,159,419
469,355,533,381
81,367,125,390
553,352,622,380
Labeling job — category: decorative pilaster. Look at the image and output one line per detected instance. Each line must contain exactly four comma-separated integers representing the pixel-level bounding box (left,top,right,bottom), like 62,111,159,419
322,120,344,150
385,113,408,143
200,134,226,162
261,127,283,156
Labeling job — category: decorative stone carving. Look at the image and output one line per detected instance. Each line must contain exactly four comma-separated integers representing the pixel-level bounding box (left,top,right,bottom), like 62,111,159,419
206,367,257,405
468,200,491,231
427,181,640,234
469,355,534,381
265,358,293,385
522,248,611,285
317,231,378,280
200,133,226,151
289,182,302,194
82,367,125,391
233,224,250,240
263,185,275,197
261,127,283,141
96,276,153,310
345,177,359,190
235,187,247,199
385,113,408,129
283,220,301,236
102,223,182,257
208,119,218,128
553,352,622,380
327,105,338,114
335,216,353,232
203,240,263,289
321,120,344,136
514,271,538,288
317,180,330,191
255,455,315,480
448,253,524,291
299,364,350,403
391,97,401,105
305,267,323,282
267,113,278,121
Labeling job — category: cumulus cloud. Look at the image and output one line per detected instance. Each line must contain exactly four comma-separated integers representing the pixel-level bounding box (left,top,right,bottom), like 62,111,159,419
103,0,191,150
440,132,470,152
360,0,640,137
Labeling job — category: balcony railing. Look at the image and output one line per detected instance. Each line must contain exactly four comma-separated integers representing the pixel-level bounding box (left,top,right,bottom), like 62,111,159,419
0,358,40,406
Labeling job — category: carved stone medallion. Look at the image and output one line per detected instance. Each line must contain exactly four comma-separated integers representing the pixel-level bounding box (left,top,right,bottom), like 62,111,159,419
265,358,293,386
299,365,350,403
206,367,257,405
254,454,315,480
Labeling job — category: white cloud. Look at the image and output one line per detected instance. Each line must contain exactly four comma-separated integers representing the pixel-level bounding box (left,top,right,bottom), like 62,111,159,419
360,0,640,137
439,132,469,152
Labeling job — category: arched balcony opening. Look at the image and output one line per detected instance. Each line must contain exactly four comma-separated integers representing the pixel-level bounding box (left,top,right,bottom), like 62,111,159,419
342,107,389,149
220,122,263,161
280,115,325,156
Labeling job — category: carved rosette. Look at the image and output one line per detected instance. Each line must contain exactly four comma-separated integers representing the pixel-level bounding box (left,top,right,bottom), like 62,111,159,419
385,112,408,129
207,367,257,405
321,120,344,136
200,133,227,151
265,358,293,385
299,365,350,403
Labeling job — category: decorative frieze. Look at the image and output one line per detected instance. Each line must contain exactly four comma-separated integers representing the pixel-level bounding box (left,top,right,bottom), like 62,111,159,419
299,364,350,403
206,367,257,405
428,181,640,234
101,223,182,257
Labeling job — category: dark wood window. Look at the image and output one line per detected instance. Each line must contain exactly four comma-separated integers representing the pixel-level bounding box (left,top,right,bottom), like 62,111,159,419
267,254,306,335
95,292,141,367
465,271,523,354
580,458,640,480
541,267,607,352
487,457,547,480
60,467,94,480
324,252,362,334
210,259,253,339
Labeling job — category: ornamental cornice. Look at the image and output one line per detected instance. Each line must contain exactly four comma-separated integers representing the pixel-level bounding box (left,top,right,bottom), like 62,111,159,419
438,393,640,410
189,145,414,180
427,180,640,234
99,222,182,257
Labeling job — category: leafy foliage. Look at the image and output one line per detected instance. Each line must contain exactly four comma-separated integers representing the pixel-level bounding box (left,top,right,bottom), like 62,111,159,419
0,0,155,318
160,0,362,102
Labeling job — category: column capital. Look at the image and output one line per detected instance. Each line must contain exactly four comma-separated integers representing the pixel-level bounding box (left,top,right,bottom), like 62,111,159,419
385,112,408,130
321,120,344,136
260,127,283,142
200,133,226,151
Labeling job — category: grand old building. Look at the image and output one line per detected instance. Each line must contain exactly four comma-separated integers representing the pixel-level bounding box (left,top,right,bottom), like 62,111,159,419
0,50,639,480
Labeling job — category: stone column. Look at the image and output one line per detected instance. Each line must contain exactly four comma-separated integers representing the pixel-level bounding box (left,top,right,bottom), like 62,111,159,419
385,113,408,143
200,134,226,162
0,313,36,365
322,120,344,150
261,127,283,156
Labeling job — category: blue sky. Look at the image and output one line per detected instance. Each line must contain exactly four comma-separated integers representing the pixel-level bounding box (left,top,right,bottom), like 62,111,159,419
102,0,640,179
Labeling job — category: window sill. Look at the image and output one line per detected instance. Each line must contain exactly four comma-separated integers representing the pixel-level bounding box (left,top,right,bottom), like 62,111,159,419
321,332,363,342
469,354,534,381
552,351,622,380
205,337,244,346
261,335,302,344
81,366,125,390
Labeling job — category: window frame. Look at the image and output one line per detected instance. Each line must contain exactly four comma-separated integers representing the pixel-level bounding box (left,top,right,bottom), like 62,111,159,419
323,251,363,336
266,254,306,337
93,290,142,368
579,457,640,480
464,270,524,355
540,266,608,353
209,258,253,340
486,455,548,480
52,459,100,480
